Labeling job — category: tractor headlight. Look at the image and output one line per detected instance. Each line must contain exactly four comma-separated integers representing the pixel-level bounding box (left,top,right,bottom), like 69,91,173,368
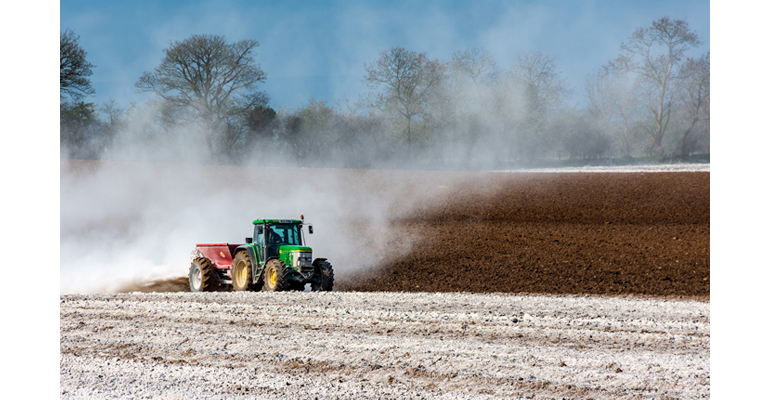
293,252,313,268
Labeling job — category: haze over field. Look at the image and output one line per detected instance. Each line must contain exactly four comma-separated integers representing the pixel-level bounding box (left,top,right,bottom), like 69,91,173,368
60,160,458,294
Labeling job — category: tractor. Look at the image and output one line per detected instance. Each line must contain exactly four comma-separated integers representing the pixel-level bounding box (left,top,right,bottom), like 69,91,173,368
188,216,333,292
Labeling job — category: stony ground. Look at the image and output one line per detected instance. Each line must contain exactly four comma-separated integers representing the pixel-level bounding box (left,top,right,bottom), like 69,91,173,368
60,291,709,399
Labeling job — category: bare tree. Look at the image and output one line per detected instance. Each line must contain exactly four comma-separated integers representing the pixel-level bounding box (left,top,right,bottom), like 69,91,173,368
675,52,710,158
513,52,567,115
136,34,267,157
608,17,701,158
287,99,339,163
510,52,568,162
585,69,645,157
61,30,95,100
219,103,276,163
451,48,497,87
449,47,497,115
363,47,446,159
560,109,611,161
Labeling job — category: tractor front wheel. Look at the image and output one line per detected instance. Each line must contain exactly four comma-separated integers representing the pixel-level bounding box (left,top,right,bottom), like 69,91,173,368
311,260,334,292
190,258,215,292
263,259,290,292
232,252,254,291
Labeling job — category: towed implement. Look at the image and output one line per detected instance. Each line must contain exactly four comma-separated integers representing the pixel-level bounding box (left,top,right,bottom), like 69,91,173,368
189,216,333,292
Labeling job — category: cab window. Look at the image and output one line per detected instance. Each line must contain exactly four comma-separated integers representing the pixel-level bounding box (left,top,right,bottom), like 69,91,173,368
255,225,264,246
266,224,302,246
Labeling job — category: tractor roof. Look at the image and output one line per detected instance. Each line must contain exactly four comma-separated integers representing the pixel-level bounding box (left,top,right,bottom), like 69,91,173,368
253,218,303,225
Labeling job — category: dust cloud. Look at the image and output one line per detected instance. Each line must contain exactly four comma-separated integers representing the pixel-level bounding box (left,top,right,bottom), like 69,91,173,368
60,122,467,294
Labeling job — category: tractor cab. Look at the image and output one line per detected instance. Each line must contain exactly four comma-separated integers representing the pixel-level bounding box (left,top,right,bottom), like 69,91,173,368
256,220,303,257
250,218,313,267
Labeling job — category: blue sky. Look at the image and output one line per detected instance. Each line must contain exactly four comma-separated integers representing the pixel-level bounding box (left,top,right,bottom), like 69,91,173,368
60,0,710,112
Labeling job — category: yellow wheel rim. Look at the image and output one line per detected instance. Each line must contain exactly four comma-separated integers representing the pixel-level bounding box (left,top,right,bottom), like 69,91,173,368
268,268,277,287
236,262,247,287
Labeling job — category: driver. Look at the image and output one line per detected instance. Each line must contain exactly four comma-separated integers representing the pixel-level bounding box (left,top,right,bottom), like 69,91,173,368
268,228,282,244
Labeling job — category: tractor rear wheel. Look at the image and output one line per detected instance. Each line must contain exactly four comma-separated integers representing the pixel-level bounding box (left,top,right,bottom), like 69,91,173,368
232,252,254,291
311,260,334,291
189,258,215,292
263,259,290,292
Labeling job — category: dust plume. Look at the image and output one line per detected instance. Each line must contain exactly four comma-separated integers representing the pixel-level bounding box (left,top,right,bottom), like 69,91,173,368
60,123,471,293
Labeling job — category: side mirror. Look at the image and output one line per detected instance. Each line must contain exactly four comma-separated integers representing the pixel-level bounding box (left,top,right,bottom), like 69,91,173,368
245,237,252,244
308,225,314,234
256,226,264,235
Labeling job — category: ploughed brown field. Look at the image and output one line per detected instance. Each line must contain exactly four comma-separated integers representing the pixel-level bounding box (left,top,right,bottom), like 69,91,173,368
340,171,709,298
142,169,708,299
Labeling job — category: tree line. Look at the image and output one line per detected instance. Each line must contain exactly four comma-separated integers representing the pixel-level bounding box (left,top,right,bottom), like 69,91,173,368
60,17,709,169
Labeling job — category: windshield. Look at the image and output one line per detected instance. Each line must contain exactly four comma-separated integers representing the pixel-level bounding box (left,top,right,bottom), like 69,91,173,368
266,223,303,246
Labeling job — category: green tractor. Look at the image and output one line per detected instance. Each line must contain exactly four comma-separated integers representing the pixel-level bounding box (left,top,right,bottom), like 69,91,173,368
189,216,334,292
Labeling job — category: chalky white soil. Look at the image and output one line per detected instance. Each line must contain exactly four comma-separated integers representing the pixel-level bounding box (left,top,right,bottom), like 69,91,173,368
60,292,709,399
